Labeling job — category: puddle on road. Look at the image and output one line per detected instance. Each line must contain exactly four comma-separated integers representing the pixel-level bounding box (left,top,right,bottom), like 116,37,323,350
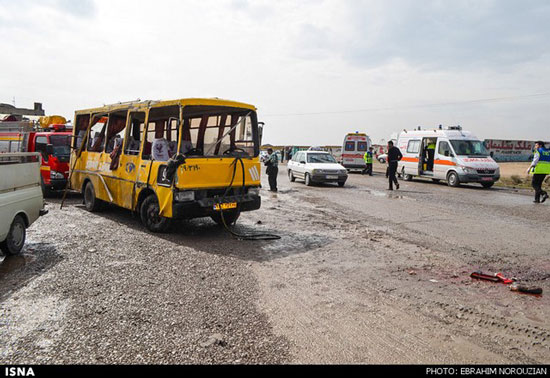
260,233,332,258
363,189,407,199
0,254,35,278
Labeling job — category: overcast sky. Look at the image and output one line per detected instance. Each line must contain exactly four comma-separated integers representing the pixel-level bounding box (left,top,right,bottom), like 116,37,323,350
1,0,549,145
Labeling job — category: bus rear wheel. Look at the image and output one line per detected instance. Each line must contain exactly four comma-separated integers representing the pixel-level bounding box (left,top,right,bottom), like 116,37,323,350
140,194,172,233
84,181,103,212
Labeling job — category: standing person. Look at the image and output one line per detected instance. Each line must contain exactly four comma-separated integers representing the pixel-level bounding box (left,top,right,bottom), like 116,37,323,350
425,139,436,171
363,147,373,176
387,141,403,190
280,148,285,163
265,148,278,192
527,141,550,203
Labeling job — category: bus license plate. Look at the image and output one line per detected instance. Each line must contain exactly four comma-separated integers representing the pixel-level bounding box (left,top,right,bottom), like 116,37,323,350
326,175,338,179
213,202,237,211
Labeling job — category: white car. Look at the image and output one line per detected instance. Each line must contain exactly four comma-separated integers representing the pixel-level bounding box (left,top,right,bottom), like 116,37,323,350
287,150,348,187
377,153,387,163
1,153,47,255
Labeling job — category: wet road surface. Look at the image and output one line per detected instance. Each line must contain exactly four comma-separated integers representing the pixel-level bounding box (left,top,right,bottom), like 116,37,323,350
1,164,549,363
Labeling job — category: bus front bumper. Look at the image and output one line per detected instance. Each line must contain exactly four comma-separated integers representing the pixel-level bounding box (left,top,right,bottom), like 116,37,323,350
172,194,261,219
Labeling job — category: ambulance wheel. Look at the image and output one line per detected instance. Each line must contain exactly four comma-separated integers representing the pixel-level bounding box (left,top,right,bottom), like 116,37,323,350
402,168,413,181
0,215,26,256
305,173,312,186
481,182,494,189
447,171,460,187
211,209,241,227
288,170,296,182
84,181,103,212
140,194,172,233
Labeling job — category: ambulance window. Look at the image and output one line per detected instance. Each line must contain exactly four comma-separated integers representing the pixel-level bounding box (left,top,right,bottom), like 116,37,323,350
407,140,420,153
345,141,355,151
357,141,368,151
438,141,452,156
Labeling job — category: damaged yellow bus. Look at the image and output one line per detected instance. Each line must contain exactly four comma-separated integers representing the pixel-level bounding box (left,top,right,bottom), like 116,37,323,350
69,98,262,232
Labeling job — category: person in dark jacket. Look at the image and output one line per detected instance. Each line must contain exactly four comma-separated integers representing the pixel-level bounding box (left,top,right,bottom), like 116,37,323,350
387,141,403,190
265,148,278,192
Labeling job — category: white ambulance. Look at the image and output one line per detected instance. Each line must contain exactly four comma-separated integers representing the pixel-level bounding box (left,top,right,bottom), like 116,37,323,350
397,126,500,188
340,132,372,171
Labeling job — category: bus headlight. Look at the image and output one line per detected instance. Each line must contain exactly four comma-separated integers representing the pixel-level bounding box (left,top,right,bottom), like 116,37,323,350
248,187,260,196
174,191,195,202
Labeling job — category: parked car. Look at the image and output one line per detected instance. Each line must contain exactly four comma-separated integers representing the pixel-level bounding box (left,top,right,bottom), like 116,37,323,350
0,152,48,255
377,153,387,163
287,150,348,187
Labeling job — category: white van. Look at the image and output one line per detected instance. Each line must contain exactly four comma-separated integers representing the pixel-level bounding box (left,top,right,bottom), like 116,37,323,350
397,126,500,188
340,132,372,171
0,152,47,255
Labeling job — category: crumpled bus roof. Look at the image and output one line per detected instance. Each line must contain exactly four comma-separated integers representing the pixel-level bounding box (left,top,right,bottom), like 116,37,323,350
74,98,257,115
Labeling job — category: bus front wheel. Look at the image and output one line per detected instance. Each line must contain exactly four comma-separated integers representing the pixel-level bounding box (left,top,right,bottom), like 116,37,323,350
140,194,172,233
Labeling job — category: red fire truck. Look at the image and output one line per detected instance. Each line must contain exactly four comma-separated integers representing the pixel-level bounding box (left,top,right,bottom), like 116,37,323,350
0,120,72,196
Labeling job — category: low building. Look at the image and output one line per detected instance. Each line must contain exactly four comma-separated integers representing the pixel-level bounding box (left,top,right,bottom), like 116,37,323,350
0,102,45,121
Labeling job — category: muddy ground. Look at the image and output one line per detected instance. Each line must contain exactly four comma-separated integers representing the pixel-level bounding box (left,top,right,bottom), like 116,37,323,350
1,164,549,364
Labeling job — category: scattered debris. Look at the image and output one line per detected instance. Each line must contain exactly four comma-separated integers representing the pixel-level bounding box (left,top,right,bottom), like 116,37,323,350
470,271,515,284
429,279,438,283
510,283,543,295
471,271,542,296
200,333,226,348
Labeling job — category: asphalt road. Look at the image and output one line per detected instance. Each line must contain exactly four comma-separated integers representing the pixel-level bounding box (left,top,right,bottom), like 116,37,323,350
1,163,549,364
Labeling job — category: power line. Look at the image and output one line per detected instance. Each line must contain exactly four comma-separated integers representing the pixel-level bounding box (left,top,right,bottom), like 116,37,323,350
262,92,550,117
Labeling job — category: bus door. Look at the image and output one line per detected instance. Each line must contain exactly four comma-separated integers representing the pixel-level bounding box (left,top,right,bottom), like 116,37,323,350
85,115,109,198
102,110,131,207
119,111,146,209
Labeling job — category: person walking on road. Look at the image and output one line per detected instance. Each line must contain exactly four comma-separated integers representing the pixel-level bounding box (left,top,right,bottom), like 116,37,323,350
363,147,373,176
527,141,550,203
387,141,403,190
265,148,279,192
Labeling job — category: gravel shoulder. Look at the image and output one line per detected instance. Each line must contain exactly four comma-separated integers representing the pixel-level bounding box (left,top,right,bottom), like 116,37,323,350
0,194,289,364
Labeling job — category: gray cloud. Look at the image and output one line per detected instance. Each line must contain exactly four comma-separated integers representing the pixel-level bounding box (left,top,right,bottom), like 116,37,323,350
0,0,96,19
293,0,550,70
